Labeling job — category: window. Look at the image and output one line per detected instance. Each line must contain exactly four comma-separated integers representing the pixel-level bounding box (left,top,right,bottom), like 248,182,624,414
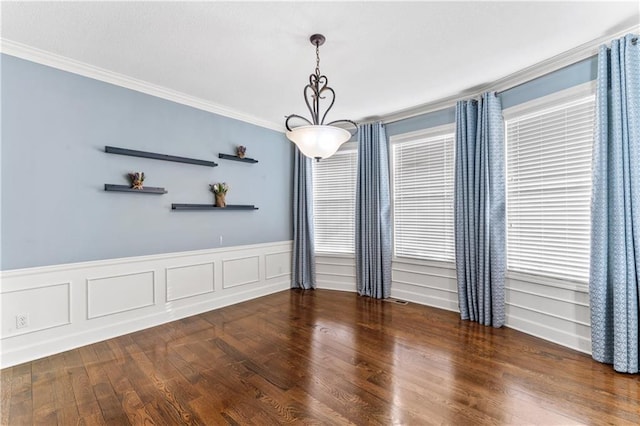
392,127,455,262
505,89,595,282
313,149,358,254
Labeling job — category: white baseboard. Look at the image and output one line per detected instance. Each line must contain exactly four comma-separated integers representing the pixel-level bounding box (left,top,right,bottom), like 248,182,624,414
0,241,292,368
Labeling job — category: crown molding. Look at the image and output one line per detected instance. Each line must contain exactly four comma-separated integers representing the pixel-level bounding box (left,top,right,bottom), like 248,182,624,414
0,38,285,133
378,24,640,125
3,23,638,131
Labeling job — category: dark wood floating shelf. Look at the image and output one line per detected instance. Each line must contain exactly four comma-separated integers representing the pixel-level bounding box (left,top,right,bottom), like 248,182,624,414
218,153,258,164
171,204,258,211
105,146,218,167
104,184,167,194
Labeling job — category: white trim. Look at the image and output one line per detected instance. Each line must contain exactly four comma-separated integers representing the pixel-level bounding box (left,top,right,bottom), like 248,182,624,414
315,250,355,257
315,253,356,260
222,255,261,289
316,271,356,278
316,261,356,268
506,303,590,328
264,271,289,280
0,38,284,133
377,25,638,124
265,251,293,280
392,269,455,281
392,279,458,294
316,280,356,292
0,282,72,337
506,286,589,308
165,261,216,302
392,256,456,271
0,240,292,277
506,271,589,293
86,271,157,319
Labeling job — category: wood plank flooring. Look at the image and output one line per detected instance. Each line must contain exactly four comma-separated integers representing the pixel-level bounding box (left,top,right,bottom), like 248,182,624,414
1,289,638,425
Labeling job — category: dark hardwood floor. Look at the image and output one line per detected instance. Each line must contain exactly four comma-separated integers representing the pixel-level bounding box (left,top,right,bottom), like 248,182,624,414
1,289,638,425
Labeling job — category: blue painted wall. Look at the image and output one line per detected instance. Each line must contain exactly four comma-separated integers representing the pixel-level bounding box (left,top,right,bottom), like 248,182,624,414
1,55,293,270
0,52,598,270
500,56,597,109
387,56,598,137
386,106,456,137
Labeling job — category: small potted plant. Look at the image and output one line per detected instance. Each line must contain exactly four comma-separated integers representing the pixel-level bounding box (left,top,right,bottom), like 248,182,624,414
128,172,145,189
236,145,247,159
210,182,229,207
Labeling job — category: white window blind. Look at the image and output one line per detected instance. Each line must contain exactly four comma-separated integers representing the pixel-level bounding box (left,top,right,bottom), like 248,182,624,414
313,150,357,254
393,132,455,262
506,96,595,282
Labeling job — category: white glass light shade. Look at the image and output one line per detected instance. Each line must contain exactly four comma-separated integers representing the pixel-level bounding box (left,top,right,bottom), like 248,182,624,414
286,125,351,159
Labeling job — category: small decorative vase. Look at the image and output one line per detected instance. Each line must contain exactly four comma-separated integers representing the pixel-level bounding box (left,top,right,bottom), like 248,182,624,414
129,172,145,189
215,193,226,207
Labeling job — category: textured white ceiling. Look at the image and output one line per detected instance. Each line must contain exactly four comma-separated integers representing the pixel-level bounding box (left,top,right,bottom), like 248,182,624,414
1,1,638,129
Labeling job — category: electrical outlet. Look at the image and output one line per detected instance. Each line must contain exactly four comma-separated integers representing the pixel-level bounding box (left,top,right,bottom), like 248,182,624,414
16,313,29,329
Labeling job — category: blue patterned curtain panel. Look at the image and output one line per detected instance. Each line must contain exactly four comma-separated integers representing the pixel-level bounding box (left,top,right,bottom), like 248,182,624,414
292,148,316,289
454,92,506,327
589,34,639,374
356,122,392,299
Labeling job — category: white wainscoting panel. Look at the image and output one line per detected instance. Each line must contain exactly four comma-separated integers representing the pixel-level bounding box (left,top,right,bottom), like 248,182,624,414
391,259,458,312
316,254,357,292
87,271,155,319
1,282,70,337
265,251,292,280
0,241,292,368
222,256,260,289
166,262,215,302
505,274,591,354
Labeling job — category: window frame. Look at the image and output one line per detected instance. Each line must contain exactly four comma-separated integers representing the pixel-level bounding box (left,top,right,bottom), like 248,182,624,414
503,81,595,291
389,123,456,268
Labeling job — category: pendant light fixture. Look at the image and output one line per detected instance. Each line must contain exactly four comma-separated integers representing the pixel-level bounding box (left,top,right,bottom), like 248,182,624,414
285,34,357,160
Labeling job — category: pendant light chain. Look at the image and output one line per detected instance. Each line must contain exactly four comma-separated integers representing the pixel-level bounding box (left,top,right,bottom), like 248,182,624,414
315,42,321,76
